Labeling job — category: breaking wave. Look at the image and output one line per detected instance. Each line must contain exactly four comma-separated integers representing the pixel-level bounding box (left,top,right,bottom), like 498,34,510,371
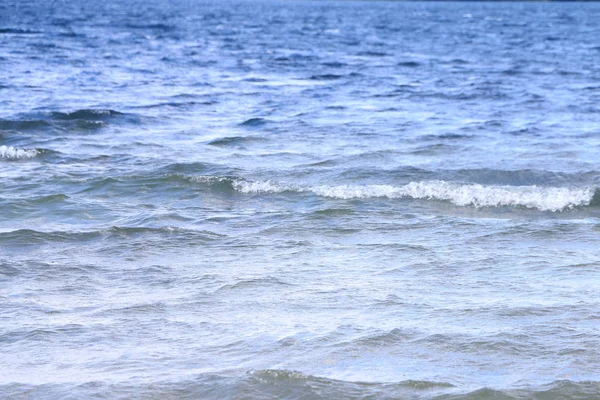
309,181,597,212
189,176,598,212
0,145,38,160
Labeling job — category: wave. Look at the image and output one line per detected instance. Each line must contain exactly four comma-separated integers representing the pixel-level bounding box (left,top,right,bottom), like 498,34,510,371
188,175,293,195
216,277,292,292
0,119,51,131
0,109,140,133
308,181,597,212
49,109,125,121
310,74,344,80
207,136,266,147
0,145,38,160
134,100,216,109
1,377,598,400
0,28,41,34
189,176,598,212
0,227,225,247
239,117,269,127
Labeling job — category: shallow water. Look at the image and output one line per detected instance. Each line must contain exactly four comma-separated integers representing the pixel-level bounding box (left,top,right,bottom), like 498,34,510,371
1,0,600,398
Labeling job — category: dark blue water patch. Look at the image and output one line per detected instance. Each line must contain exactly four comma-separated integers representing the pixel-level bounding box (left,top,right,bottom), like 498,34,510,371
372,86,419,98
239,117,269,127
590,190,600,207
0,119,52,131
241,77,268,83
321,61,346,68
309,74,344,81
124,23,175,32
49,109,124,121
507,127,541,137
397,61,422,68
418,133,475,141
134,100,217,109
0,28,42,35
356,51,388,57
207,136,266,148
406,89,509,102
0,109,143,134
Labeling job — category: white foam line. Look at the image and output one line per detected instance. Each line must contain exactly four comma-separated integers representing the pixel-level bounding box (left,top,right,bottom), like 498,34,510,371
232,179,595,212
0,145,38,160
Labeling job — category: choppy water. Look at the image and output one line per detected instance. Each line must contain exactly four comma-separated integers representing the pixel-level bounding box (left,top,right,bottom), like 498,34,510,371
1,0,600,398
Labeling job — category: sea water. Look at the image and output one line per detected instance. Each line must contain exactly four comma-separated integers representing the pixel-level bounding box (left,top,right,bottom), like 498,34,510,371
1,0,600,398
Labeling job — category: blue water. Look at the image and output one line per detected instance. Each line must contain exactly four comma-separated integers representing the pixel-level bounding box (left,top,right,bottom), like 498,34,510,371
1,1,600,398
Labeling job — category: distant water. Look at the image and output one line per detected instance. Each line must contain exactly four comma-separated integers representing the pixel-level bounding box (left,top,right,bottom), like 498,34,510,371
1,0,600,398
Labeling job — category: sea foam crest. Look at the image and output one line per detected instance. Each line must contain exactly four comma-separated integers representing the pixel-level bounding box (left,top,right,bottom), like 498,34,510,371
311,181,595,211
232,179,292,194
0,145,38,160
227,179,595,212
188,175,293,193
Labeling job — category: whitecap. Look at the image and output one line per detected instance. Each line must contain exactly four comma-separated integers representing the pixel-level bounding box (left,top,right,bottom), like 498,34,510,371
0,145,38,160
228,178,596,212
326,181,596,211
231,179,293,194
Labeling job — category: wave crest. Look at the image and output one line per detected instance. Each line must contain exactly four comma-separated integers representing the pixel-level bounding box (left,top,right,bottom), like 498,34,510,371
0,145,38,160
189,176,596,212
312,181,596,212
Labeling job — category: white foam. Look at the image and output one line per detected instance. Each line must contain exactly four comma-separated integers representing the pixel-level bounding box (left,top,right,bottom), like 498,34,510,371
0,145,38,160
312,181,595,211
188,175,229,184
188,175,292,193
231,179,292,194
227,179,595,212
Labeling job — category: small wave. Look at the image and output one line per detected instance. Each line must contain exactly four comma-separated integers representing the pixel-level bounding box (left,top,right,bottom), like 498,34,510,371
309,74,344,80
0,109,136,132
136,100,215,109
191,176,597,212
124,23,175,31
252,369,453,389
311,182,597,212
0,119,51,131
239,117,269,127
1,378,597,399
441,380,600,400
250,369,455,396
207,136,265,147
50,109,124,121
217,277,292,292
0,28,41,34
0,145,38,160
397,61,422,67
322,61,346,68
232,179,292,194
357,51,388,57
188,175,295,195
0,227,224,247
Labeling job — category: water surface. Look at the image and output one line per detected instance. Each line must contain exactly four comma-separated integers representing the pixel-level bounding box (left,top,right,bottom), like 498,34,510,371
1,1,600,398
